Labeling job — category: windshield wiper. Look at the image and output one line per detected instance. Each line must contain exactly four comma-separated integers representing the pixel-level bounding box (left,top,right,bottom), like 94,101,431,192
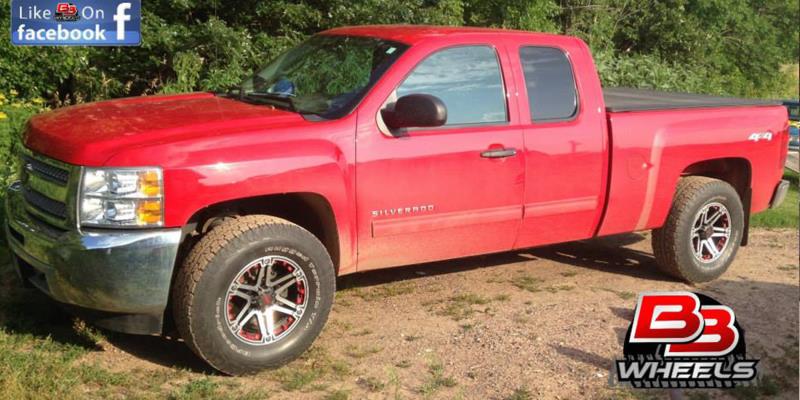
238,92,298,112
219,89,325,118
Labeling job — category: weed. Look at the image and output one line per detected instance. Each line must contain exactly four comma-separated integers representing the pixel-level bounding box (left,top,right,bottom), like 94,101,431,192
404,334,421,342
493,294,511,302
277,369,323,392
505,386,533,400
512,275,544,293
352,328,372,336
436,294,491,321
730,374,781,399
600,287,636,300
169,378,219,400
324,389,350,400
357,376,385,392
344,344,381,359
545,284,574,293
419,361,457,396
352,282,416,301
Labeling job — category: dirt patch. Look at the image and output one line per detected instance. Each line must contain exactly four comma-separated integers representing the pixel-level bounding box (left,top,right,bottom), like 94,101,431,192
48,229,800,398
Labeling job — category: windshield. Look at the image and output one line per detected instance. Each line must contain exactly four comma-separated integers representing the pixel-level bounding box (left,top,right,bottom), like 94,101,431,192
237,35,408,119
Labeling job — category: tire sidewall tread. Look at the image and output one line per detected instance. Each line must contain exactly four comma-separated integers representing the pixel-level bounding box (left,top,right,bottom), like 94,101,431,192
172,215,335,375
652,176,744,283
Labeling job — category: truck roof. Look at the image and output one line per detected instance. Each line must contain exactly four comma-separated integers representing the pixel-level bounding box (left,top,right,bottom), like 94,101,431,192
322,24,565,45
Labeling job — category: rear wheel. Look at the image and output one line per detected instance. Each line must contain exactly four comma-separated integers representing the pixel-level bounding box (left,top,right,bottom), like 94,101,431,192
652,177,744,283
173,215,335,375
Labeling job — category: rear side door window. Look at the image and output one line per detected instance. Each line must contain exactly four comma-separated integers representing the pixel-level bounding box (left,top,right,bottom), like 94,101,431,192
396,46,507,125
519,46,578,122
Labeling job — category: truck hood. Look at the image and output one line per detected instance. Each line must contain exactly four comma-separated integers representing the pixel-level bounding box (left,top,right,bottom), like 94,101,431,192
24,92,305,166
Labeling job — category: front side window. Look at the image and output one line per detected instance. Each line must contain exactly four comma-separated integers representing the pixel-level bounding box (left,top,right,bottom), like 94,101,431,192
237,35,408,119
395,46,507,125
520,46,578,122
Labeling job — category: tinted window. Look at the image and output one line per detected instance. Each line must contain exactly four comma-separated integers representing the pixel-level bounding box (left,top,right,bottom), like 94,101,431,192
520,47,578,121
396,46,507,125
787,104,799,120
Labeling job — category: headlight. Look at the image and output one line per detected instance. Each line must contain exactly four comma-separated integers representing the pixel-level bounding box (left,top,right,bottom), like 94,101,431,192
79,167,164,227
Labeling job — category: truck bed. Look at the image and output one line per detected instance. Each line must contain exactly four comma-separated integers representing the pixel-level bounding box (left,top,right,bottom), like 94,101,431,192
604,87,780,112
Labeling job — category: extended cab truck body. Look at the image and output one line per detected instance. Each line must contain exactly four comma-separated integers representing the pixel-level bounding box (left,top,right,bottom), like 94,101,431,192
5,26,790,374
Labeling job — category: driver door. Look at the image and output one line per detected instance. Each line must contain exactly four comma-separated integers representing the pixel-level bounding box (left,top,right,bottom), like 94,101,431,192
355,44,525,271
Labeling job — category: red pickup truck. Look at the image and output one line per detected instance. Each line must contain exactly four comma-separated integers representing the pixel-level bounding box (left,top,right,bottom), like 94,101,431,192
5,26,790,374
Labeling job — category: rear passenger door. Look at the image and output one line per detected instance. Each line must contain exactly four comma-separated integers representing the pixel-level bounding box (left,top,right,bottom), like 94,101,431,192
512,43,608,247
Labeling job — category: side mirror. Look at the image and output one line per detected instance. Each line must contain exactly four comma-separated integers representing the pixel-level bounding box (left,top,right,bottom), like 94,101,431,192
381,94,447,131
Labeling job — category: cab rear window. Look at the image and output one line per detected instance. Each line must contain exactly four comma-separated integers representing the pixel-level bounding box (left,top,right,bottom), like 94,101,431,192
519,46,578,122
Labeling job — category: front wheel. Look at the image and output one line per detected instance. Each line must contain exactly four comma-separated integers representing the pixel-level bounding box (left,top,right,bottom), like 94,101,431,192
173,215,335,375
652,176,744,283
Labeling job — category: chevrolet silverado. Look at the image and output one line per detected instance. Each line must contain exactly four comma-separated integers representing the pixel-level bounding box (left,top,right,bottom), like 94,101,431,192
4,25,790,374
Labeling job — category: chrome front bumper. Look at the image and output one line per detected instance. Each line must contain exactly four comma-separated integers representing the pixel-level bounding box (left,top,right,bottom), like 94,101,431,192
4,181,181,334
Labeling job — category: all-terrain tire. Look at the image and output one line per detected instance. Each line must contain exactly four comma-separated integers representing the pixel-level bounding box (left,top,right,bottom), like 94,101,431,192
173,215,335,375
652,176,744,283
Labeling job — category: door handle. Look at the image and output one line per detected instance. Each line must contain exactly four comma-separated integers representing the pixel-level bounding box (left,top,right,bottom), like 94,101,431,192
480,147,517,159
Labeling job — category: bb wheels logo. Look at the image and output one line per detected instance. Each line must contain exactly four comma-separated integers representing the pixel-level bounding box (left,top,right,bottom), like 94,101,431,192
54,2,79,21
615,292,758,389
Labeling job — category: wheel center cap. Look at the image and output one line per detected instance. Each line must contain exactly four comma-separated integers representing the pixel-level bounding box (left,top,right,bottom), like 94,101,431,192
700,225,714,240
257,289,275,309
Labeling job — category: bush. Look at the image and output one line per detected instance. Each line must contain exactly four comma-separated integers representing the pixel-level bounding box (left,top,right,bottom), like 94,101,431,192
0,91,46,242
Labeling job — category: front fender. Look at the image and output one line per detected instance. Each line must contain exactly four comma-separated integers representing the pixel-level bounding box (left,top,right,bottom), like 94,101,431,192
103,119,357,273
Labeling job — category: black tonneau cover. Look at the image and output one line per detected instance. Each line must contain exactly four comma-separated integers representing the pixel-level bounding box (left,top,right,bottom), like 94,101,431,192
604,87,780,112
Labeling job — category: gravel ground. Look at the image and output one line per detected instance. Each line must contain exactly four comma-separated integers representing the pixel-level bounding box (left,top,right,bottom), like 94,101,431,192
85,228,799,399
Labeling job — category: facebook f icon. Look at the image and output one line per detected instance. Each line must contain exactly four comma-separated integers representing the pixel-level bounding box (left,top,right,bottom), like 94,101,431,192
113,3,132,40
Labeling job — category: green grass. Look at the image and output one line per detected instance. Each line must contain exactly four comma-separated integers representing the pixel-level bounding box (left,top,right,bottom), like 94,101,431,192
435,293,492,321
750,169,799,228
356,376,384,392
169,378,220,400
324,389,350,400
0,249,363,399
511,275,545,293
341,281,416,302
599,287,636,301
277,369,324,392
343,344,381,359
505,387,533,400
418,361,457,396
0,167,793,399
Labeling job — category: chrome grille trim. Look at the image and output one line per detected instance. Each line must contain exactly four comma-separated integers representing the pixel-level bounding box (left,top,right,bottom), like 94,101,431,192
17,147,78,230
23,187,68,219
22,155,70,185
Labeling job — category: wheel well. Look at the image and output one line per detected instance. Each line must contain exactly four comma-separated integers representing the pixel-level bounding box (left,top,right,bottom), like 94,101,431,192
181,193,340,271
681,158,752,246
681,158,751,200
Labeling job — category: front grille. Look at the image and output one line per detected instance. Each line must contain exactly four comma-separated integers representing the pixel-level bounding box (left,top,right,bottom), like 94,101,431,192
23,156,70,185
8,226,25,245
18,149,76,229
23,187,68,219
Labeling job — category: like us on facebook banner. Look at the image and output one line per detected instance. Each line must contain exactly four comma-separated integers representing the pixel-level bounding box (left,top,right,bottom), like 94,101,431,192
11,0,141,46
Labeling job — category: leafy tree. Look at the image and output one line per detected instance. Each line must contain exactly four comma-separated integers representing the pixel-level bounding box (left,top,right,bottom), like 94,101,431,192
0,0,797,103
